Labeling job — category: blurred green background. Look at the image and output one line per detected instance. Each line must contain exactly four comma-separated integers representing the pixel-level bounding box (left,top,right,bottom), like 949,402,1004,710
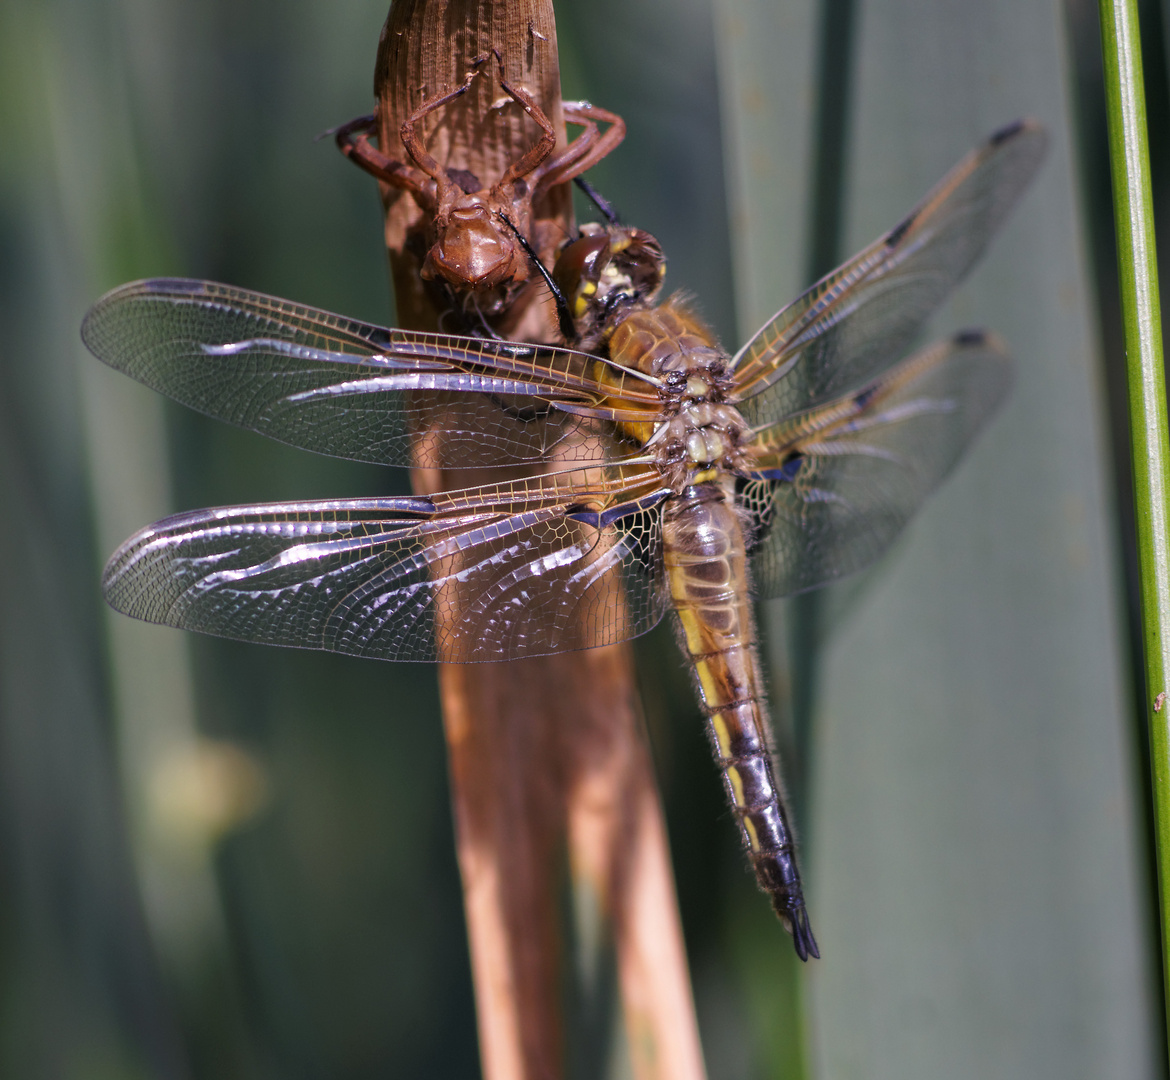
0,0,1166,1077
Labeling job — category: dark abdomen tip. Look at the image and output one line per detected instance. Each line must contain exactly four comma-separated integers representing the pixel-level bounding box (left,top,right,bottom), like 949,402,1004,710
775,901,820,962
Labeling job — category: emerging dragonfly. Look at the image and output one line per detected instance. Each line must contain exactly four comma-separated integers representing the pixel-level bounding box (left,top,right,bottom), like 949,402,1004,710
82,119,1046,961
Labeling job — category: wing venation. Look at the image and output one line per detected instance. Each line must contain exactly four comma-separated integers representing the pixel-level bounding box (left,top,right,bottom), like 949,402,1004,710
101,469,671,662
730,120,1046,427
741,331,1011,597
81,278,663,469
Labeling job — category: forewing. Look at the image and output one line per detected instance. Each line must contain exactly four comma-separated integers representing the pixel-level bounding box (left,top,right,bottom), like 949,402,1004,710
101,468,671,662
81,278,661,469
730,120,1045,426
740,331,1011,598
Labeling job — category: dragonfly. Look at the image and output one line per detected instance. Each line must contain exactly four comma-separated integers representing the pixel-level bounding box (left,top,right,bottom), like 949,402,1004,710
82,119,1047,961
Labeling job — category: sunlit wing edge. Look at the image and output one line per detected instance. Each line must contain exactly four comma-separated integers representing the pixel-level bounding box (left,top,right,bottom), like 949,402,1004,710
101,465,672,663
726,120,1046,419
81,277,665,468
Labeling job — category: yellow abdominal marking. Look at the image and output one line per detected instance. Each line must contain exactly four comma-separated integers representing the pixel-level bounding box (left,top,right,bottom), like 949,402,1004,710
692,468,718,484
694,659,719,703
742,814,761,852
726,765,745,808
711,713,732,758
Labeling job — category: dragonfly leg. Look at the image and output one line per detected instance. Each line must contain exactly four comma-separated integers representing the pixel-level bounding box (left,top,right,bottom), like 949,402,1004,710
573,176,621,226
399,66,481,189
333,113,432,200
470,49,559,186
497,211,577,340
533,102,627,191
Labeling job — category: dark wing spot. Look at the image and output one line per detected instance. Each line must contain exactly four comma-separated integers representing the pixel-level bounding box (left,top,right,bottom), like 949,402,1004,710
593,490,669,529
853,384,880,411
778,453,804,483
564,503,603,527
743,454,805,489
990,119,1026,146
146,277,206,294
565,496,658,530
885,211,916,248
954,328,988,347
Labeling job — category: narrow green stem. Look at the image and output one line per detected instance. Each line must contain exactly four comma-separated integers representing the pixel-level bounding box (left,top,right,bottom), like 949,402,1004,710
1097,0,1170,1055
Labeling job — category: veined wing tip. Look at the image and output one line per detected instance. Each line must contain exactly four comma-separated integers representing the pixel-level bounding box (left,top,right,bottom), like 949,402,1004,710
989,116,1044,145
952,327,1009,355
137,276,207,294
987,117,1050,168
82,276,208,347
100,563,146,621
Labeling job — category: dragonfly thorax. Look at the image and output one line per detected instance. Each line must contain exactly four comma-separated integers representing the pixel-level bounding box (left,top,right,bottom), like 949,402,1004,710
597,297,745,486
650,399,750,488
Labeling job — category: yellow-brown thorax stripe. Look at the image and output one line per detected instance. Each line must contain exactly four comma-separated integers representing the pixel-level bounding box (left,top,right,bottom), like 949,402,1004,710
596,300,722,446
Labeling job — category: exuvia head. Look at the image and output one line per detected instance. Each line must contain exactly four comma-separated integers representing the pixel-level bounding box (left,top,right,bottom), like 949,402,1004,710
422,199,526,289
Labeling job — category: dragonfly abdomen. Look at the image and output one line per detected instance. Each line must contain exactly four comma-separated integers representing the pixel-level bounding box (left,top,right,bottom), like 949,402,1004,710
662,481,819,961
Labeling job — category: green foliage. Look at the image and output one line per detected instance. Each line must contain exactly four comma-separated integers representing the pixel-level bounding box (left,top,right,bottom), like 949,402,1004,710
1098,0,1170,1061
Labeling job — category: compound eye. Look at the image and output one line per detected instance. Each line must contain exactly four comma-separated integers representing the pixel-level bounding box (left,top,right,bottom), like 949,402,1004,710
613,228,666,299
552,233,612,309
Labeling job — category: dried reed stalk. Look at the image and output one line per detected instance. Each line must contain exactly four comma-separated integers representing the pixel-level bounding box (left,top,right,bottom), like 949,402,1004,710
362,2,707,1076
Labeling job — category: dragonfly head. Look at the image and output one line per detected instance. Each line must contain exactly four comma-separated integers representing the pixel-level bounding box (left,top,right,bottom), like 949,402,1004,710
553,224,665,348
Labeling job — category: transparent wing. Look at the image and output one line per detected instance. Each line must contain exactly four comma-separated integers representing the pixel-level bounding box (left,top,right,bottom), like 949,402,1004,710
730,120,1045,427
740,330,1011,598
81,278,664,469
101,466,671,663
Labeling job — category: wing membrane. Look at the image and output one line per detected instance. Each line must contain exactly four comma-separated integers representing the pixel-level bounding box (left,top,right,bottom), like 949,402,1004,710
741,331,1011,597
730,120,1045,427
81,278,663,469
101,466,671,662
